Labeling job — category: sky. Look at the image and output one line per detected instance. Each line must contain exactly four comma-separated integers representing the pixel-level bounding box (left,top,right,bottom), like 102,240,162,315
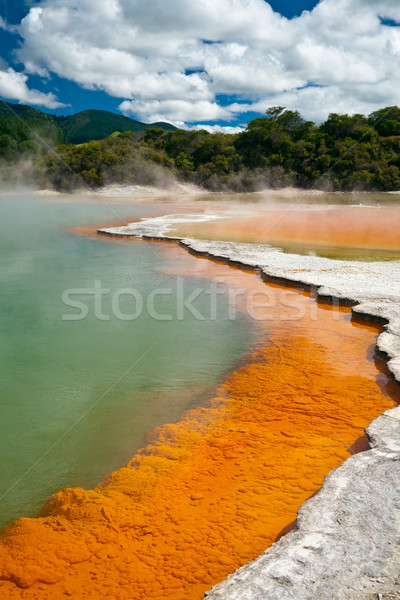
0,0,399,132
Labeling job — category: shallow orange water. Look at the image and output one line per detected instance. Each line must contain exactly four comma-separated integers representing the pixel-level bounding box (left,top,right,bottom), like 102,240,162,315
173,206,400,252
0,241,398,600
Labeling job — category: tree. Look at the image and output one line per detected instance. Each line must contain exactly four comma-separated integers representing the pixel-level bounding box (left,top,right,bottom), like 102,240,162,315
369,106,400,137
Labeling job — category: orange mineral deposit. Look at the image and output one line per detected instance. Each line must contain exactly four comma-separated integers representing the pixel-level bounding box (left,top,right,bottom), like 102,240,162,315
0,240,398,600
172,206,400,255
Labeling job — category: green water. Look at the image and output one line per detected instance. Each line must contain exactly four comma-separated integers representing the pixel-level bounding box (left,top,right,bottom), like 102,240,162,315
0,195,251,527
273,240,400,261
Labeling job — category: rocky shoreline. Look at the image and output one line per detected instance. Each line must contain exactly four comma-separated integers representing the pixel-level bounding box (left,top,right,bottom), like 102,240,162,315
99,215,400,600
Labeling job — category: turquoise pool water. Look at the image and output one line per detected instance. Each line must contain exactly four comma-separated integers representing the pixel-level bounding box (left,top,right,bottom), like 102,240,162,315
0,195,251,527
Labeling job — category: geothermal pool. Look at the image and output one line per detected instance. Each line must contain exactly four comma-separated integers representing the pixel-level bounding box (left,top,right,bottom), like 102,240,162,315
0,195,251,527
0,191,399,600
171,196,400,261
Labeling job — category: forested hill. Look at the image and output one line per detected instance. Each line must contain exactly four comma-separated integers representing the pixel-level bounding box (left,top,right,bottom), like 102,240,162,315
1,103,400,192
43,105,400,192
55,110,176,144
0,101,177,145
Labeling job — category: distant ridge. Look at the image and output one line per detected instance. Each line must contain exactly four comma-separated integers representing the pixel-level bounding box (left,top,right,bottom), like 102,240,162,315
0,101,177,144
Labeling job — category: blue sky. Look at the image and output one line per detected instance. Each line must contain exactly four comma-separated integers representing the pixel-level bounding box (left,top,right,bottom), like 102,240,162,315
0,0,399,130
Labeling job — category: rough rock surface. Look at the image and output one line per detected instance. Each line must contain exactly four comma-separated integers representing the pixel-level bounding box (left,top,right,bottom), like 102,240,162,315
99,215,400,600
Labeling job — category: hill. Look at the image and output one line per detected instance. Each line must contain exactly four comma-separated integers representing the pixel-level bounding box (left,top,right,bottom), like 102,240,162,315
54,109,177,144
1,100,400,193
0,101,177,144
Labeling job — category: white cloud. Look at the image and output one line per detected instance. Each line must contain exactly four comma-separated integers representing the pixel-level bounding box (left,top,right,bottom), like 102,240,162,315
119,99,232,124
0,68,65,109
12,0,400,124
188,124,245,133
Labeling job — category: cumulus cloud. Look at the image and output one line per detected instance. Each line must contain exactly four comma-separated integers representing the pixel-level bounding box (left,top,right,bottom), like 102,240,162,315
188,124,245,134
119,99,232,124
0,67,65,109
11,0,400,124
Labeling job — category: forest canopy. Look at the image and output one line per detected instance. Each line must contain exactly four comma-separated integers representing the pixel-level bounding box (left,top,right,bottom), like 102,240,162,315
1,105,400,192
